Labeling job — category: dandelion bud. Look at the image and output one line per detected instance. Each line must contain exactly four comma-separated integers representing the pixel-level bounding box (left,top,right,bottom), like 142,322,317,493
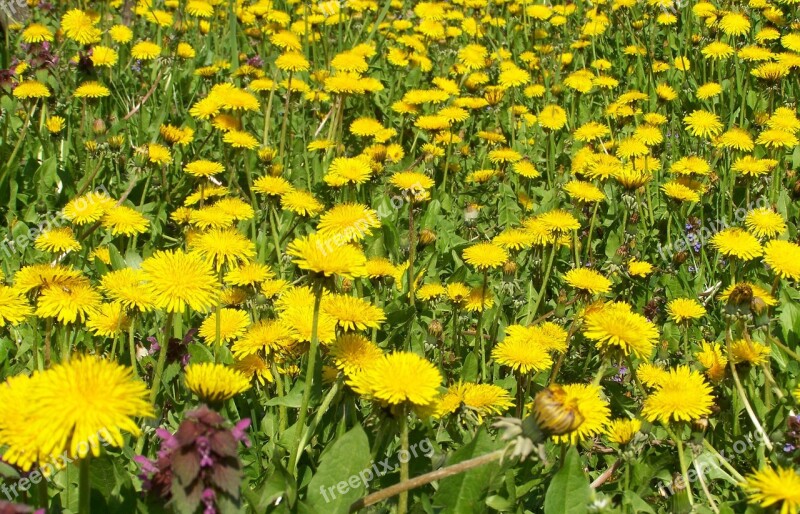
484,86,504,106
108,135,125,150
503,260,518,276
270,163,284,176
419,229,437,245
532,385,584,436
751,297,767,316
92,118,107,134
258,147,277,163
464,204,480,224
341,278,353,293
84,140,99,154
428,319,443,337
728,283,753,308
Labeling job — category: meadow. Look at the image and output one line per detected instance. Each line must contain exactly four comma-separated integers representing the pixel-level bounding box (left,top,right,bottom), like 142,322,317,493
1,0,800,512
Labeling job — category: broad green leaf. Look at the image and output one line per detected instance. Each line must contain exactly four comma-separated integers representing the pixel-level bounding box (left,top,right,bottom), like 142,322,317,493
543,447,591,514
306,424,371,514
433,427,502,514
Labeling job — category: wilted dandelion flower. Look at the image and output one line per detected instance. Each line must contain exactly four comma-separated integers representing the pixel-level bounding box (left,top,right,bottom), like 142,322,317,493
184,363,251,402
348,352,442,407
583,302,658,358
667,298,706,323
710,228,763,261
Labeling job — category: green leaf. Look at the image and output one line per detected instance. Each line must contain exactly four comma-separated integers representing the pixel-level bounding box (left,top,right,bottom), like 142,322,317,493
543,447,591,514
433,427,502,514
622,491,656,514
306,424,371,514
265,381,305,408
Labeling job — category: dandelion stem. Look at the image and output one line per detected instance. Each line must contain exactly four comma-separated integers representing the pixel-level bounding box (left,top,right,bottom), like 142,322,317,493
529,243,556,322
279,72,293,160
78,457,91,514
475,270,489,381
150,312,174,404
701,439,745,482
664,424,693,507
289,281,323,473
398,403,410,514
407,203,416,309
129,315,138,378
726,326,773,451
272,362,287,432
